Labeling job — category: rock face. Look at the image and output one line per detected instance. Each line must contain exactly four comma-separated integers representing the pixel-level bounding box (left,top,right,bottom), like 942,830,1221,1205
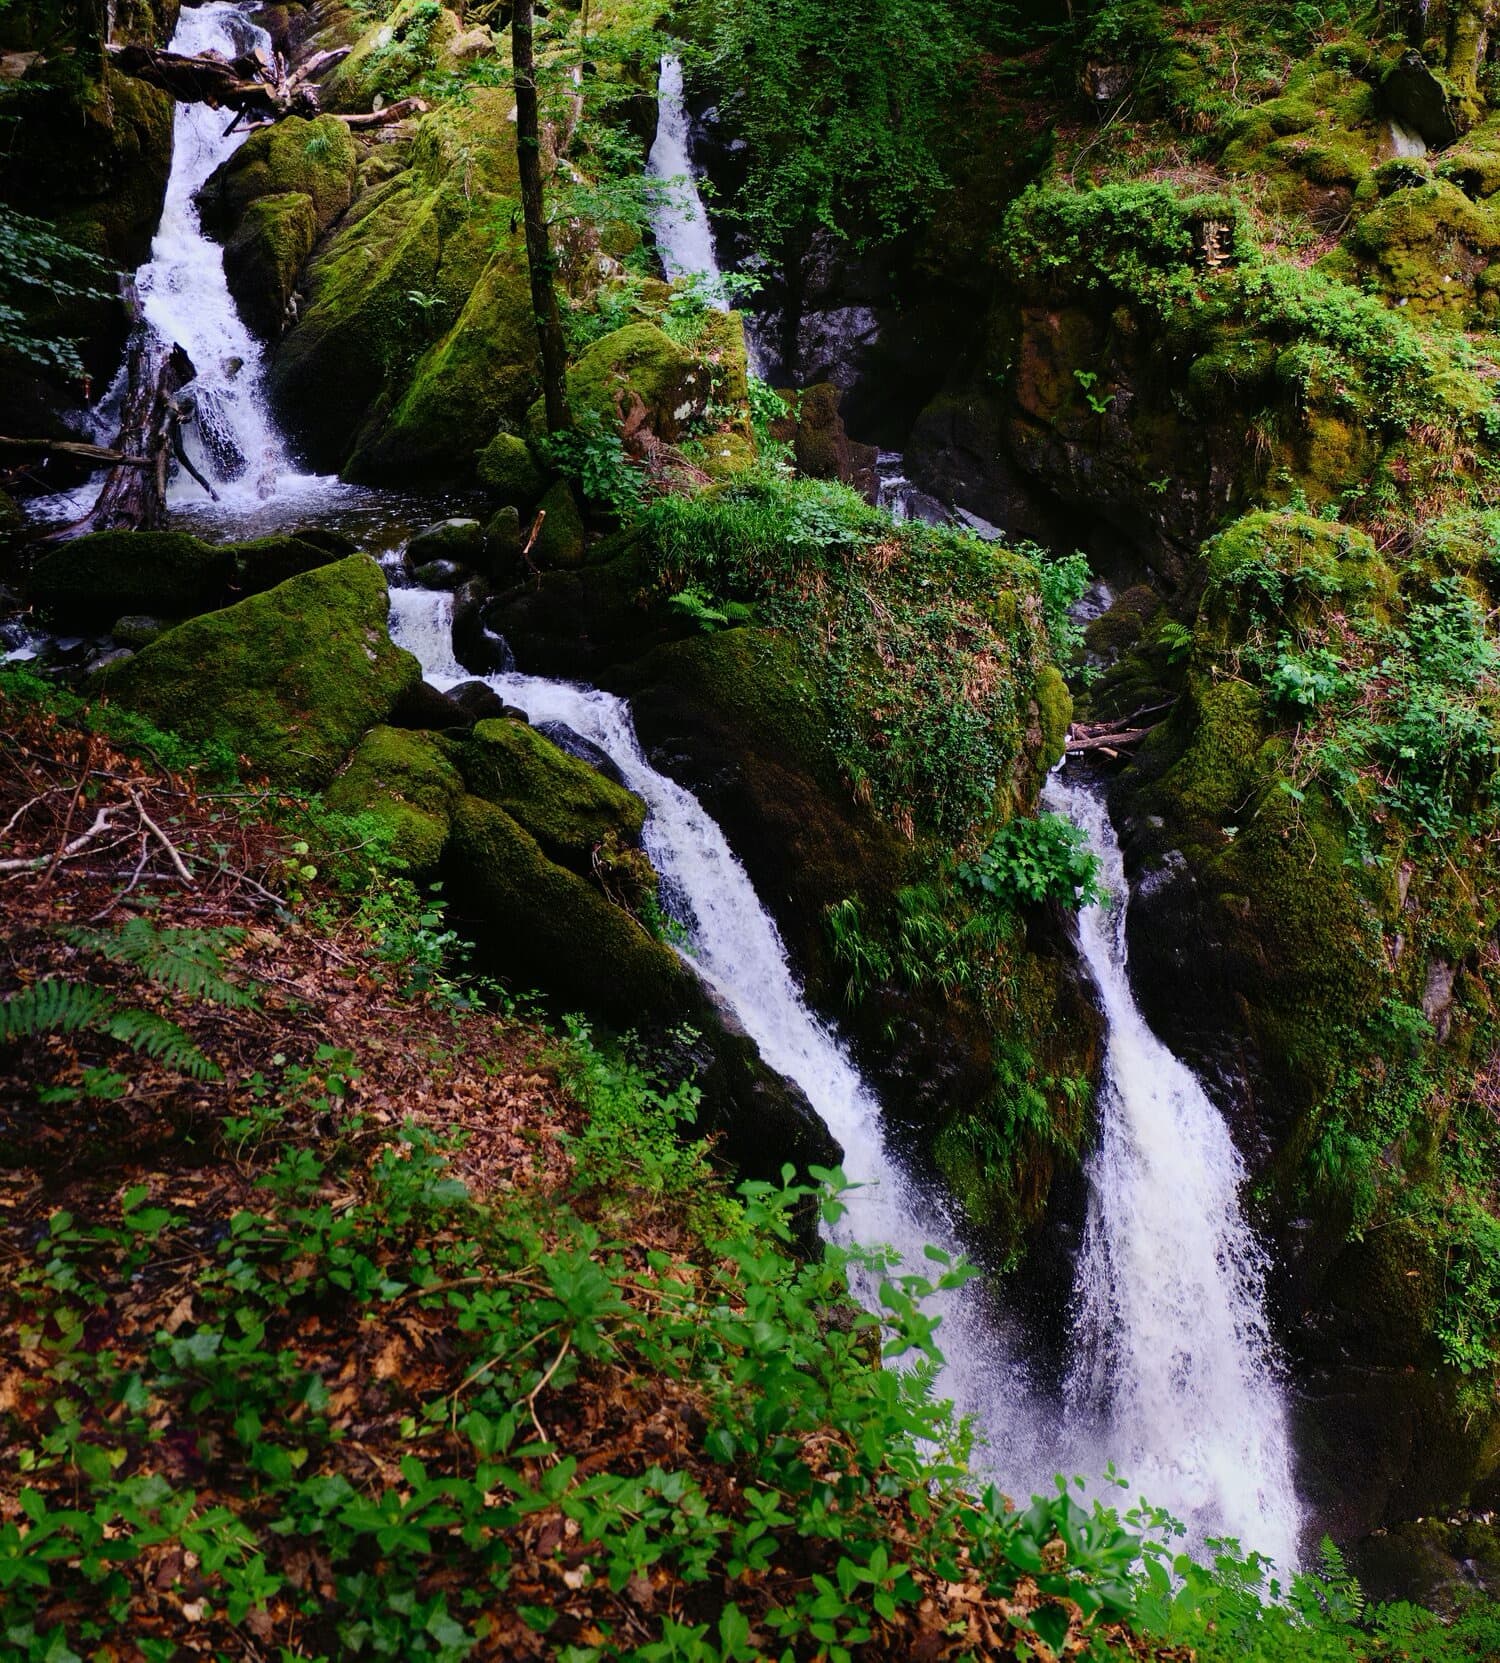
99,554,421,789
324,723,465,869
270,90,539,481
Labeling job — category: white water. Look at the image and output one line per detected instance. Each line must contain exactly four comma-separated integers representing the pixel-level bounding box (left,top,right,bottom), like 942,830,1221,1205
647,56,729,304
32,2,337,524
1043,769,1301,1572
387,585,1050,1468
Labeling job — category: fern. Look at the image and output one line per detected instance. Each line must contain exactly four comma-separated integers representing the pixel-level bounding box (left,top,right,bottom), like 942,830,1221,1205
0,979,221,1082
0,979,116,1043
102,1008,221,1081
61,920,259,1009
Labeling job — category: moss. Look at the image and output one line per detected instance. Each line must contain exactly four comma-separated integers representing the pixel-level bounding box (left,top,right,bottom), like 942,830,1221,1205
110,615,165,650
99,555,420,790
530,322,707,443
1329,180,1500,320
1203,510,1393,633
447,793,689,1026
476,431,545,506
195,115,357,238
1033,665,1071,767
274,90,532,478
324,723,464,870
533,479,587,570
321,0,460,114
1219,64,1379,207
224,192,319,339
27,531,231,630
458,716,644,872
1157,676,1268,822
226,534,340,595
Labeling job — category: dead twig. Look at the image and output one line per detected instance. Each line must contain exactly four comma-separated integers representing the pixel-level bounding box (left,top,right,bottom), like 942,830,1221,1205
131,789,195,888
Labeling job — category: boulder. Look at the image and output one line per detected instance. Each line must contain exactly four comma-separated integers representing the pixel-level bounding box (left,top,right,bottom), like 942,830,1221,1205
223,191,319,339
1381,51,1461,152
411,559,469,591
26,531,231,630
476,431,544,507
320,1,462,113
529,321,710,445
195,114,358,238
448,679,512,723
458,716,646,873
228,533,341,595
98,554,420,789
110,614,165,649
452,579,514,674
388,678,472,730
536,719,628,788
406,517,485,567
533,479,586,570
324,723,465,869
485,504,523,583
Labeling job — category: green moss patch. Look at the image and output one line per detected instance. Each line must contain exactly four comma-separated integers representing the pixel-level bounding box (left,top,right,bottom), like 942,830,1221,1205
27,531,232,630
324,723,465,870
99,555,420,790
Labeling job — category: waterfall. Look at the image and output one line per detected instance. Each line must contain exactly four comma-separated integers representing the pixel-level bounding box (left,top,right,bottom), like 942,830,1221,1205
646,56,728,303
389,588,1302,1566
388,586,1053,1474
1042,769,1301,1572
32,2,337,526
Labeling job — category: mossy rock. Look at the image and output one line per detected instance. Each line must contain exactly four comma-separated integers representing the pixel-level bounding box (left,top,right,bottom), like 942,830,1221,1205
529,322,710,444
195,114,357,238
458,716,645,873
533,479,587,570
1202,510,1394,635
324,723,464,870
447,793,689,1026
1329,179,1500,318
320,0,461,113
99,555,420,790
226,534,340,596
1034,665,1071,767
224,191,319,339
27,531,231,630
110,615,165,650
274,90,534,479
476,431,544,507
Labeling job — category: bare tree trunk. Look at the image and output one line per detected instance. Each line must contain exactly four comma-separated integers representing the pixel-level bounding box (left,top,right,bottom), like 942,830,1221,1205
512,0,571,433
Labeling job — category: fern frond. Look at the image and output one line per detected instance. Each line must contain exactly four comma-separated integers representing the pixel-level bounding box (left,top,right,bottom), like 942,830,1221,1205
0,980,116,1044
62,920,258,1009
102,1009,222,1082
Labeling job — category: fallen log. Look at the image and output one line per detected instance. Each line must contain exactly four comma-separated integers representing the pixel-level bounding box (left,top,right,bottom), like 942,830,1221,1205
0,437,151,468
106,41,317,118
331,97,429,128
1067,726,1153,753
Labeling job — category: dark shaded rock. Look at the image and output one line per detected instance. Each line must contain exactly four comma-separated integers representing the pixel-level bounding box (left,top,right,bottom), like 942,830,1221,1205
223,190,319,339
452,579,515,675
533,479,586,570
485,504,523,583
229,533,340,595
1381,52,1461,151
287,524,357,556
388,678,472,730
407,517,485,567
770,381,877,498
449,679,514,723
476,430,544,507
110,614,165,649
411,558,468,591
536,719,628,788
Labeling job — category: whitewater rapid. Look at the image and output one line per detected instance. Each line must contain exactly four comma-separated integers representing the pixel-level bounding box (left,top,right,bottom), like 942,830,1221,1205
1043,770,1301,1571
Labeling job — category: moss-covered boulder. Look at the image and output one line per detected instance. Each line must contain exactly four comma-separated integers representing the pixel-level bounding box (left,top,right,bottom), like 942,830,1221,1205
99,555,420,789
447,793,688,1025
228,534,340,596
406,518,485,567
320,0,461,113
324,724,465,869
476,431,544,507
458,716,645,873
1327,179,1500,321
223,191,319,338
271,90,537,479
533,479,587,569
26,531,232,629
195,114,358,239
528,322,711,445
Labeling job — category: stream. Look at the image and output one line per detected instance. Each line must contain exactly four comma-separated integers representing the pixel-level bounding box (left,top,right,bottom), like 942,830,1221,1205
16,10,1303,1575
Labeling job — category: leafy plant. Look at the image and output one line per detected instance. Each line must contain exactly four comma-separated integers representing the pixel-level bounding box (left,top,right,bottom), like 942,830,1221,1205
0,980,221,1081
539,410,644,519
959,812,1104,908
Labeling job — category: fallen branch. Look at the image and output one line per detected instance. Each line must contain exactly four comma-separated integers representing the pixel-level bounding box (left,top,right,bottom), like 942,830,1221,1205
0,436,152,468
1067,726,1153,753
331,97,429,128
131,789,196,888
0,808,115,874
106,41,318,119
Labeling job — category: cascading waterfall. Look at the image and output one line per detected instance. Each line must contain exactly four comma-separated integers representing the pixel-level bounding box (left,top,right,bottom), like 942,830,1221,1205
35,1,336,524
385,586,1052,1472
1043,770,1301,1572
646,56,728,302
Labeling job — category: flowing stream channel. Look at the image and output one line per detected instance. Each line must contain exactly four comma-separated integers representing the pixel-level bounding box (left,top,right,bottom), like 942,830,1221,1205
23,11,1303,1572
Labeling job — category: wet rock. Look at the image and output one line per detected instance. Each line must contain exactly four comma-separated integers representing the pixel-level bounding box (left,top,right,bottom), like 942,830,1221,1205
1381,52,1461,151
387,678,472,731
485,504,523,584
411,558,468,591
406,517,485,568
110,614,166,650
452,580,514,675
536,719,628,789
448,680,512,724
